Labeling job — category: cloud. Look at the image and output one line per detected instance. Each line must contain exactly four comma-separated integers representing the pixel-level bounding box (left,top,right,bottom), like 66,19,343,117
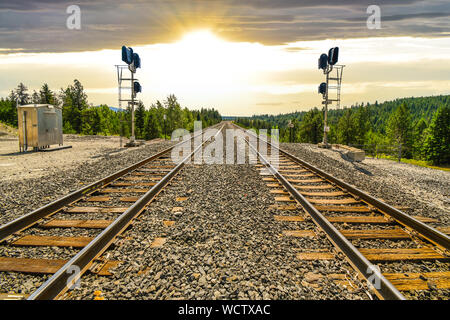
0,0,449,53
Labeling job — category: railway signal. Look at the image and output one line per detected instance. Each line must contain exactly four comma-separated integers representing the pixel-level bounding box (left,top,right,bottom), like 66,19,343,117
317,47,345,148
328,47,339,66
133,81,142,95
116,46,142,147
318,82,327,95
318,54,328,70
121,46,133,65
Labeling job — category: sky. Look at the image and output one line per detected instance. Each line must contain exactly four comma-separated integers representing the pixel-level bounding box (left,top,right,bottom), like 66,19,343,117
0,0,449,116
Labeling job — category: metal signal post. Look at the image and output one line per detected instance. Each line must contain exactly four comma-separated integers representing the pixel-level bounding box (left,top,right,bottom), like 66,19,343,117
116,46,142,147
317,47,344,148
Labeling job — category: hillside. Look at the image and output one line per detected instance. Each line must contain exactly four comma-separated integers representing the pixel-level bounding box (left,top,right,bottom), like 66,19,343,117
241,95,449,132
235,95,450,165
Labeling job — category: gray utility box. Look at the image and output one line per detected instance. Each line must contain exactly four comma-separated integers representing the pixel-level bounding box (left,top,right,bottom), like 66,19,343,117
17,104,63,152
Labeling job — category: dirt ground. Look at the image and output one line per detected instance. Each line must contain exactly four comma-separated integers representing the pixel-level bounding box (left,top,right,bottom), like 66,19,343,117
0,134,166,182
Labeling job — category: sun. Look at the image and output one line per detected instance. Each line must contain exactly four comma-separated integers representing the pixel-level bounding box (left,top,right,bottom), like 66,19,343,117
178,30,224,51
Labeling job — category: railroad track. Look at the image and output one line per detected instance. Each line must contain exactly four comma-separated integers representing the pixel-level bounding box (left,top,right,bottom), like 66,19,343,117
0,123,225,300
230,122,450,300
1,121,448,300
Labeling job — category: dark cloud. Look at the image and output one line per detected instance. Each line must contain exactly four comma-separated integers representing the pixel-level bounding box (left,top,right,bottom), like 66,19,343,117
0,0,449,53
345,11,450,22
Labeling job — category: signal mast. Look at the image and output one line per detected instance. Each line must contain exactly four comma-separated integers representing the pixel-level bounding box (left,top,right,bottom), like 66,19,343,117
115,46,142,147
317,47,345,148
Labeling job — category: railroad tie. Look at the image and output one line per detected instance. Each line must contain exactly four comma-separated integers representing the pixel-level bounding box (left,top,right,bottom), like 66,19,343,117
383,271,450,291
12,235,94,247
358,247,448,262
296,251,335,260
283,230,317,238
339,228,411,240
41,220,112,229
66,207,128,213
274,215,305,222
0,257,120,276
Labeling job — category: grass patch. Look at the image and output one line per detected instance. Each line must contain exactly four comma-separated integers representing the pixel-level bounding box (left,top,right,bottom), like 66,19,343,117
367,154,450,172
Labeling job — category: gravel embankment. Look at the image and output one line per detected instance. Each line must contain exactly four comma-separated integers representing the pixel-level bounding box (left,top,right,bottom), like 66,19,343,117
0,138,175,225
280,143,450,225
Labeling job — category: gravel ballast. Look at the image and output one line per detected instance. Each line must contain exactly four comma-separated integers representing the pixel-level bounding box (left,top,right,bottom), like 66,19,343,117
62,162,369,300
280,143,450,225
1,128,448,300
56,124,370,300
0,136,174,225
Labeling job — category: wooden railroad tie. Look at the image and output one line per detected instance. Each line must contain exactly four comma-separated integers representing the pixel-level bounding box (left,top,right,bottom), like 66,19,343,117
0,257,120,276
12,235,94,247
120,196,140,202
87,196,111,202
66,207,128,213
287,178,323,184
41,220,112,229
98,188,149,194
358,247,448,262
383,271,450,291
274,215,305,222
282,230,317,238
112,182,156,187
339,228,411,240
296,251,335,260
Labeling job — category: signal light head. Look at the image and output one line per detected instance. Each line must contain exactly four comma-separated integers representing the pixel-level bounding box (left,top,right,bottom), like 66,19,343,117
133,53,141,69
121,46,134,65
318,54,328,70
328,47,339,65
133,81,142,93
318,82,327,95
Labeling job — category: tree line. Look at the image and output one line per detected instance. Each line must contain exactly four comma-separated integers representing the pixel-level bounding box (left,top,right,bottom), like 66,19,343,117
0,80,222,139
235,95,450,165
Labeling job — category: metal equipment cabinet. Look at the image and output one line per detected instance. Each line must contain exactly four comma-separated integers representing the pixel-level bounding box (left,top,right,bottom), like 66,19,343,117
17,104,63,152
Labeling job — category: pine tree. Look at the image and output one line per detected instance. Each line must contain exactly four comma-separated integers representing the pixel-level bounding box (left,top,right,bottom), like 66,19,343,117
14,83,29,105
337,109,356,145
412,118,428,159
135,101,146,139
144,111,160,140
298,108,323,144
60,80,88,133
352,106,369,145
387,102,413,158
31,90,40,104
39,83,55,104
423,106,450,165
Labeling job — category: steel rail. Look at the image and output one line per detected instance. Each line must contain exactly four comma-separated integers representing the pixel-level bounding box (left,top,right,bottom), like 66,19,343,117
28,124,225,300
233,122,405,300
279,148,450,251
0,123,221,243
266,140,450,251
232,122,450,251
